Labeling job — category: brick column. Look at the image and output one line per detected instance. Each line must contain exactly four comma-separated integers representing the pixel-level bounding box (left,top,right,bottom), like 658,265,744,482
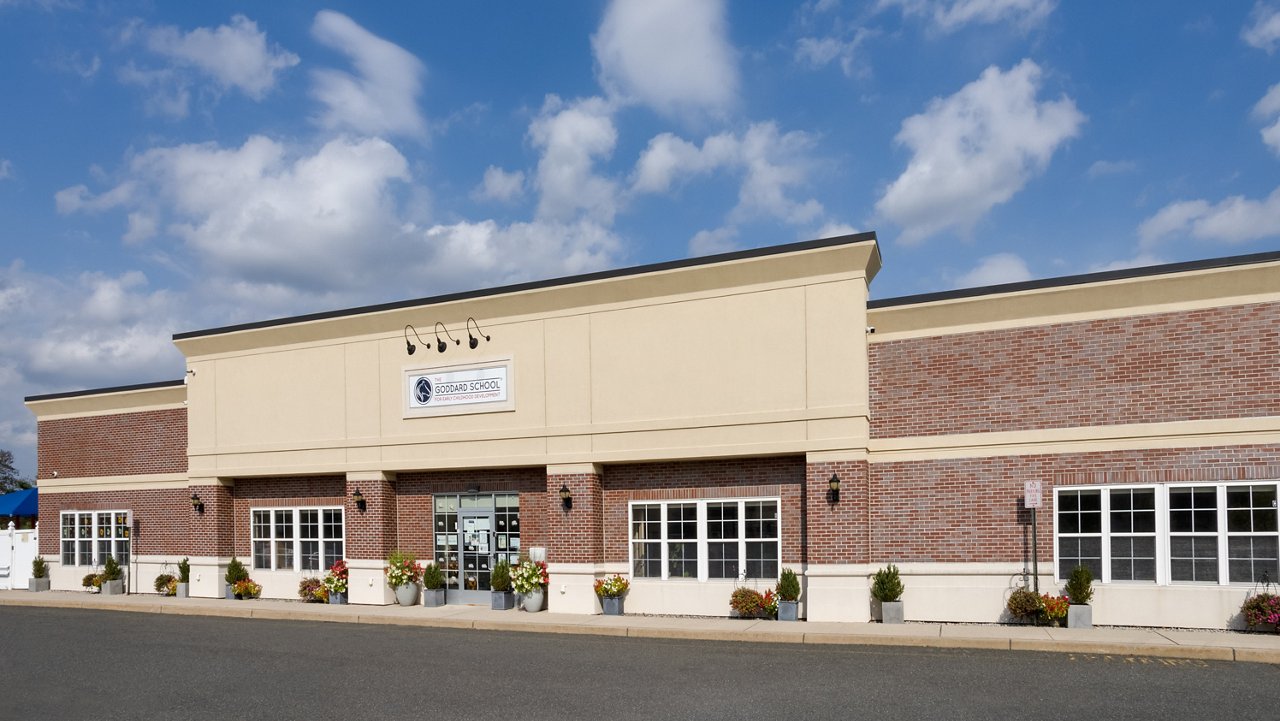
187,478,234,598
346,471,397,606
545,464,603,564
804,457,869,564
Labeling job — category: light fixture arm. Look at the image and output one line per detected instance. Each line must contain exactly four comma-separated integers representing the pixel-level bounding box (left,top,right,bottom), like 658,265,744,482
466,317,491,349
404,325,425,356
434,322,460,353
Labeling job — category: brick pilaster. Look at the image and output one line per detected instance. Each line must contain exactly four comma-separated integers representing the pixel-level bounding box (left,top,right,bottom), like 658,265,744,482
189,483,234,557
804,458,869,564
346,472,397,560
546,465,603,564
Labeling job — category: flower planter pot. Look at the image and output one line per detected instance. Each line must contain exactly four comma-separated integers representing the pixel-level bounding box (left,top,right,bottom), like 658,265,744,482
28,578,50,592
523,588,545,612
879,600,904,624
394,583,419,607
176,582,188,598
777,599,799,621
101,579,124,596
491,591,515,610
601,596,624,616
224,584,234,600
422,588,446,607
1067,604,1092,629
328,591,347,605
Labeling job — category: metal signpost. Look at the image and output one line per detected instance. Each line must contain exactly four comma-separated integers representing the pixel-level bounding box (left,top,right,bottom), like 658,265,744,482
1024,480,1042,593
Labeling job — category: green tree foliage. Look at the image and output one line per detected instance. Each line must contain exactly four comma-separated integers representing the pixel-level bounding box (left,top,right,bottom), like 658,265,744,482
0,449,32,493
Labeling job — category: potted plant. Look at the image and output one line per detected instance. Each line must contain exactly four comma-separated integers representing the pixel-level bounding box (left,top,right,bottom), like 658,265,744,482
512,560,548,612
1065,564,1094,629
490,558,515,610
176,557,190,598
28,556,50,592
1006,586,1043,624
776,568,800,621
870,564,904,623
385,550,423,606
225,557,249,599
1241,592,1280,632
594,574,630,616
299,577,327,603
83,573,101,593
154,573,177,596
232,578,262,599
728,587,776,619
100,556,124,595
1040,593,1069,627
422,562,446,607
323,560,348,604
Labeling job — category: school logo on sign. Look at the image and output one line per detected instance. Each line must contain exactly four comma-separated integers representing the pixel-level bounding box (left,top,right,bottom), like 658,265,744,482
405,362,511,417
414,377,433,405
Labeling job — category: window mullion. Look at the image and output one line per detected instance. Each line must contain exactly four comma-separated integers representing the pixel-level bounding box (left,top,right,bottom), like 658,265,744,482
660,503,669,581
697,500,708,582
1217,486,1229,586
1156,486,1168,586
1100,490,1112,585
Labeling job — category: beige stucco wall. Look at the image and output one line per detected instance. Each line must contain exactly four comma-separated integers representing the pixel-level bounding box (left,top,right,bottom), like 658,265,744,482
176,239,880,477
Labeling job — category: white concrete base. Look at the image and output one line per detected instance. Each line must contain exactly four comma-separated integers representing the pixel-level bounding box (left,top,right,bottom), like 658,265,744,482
348,560,394,605
548,563,607,614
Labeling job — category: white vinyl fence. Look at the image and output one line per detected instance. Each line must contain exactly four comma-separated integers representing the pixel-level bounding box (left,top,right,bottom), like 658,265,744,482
0,522,38,590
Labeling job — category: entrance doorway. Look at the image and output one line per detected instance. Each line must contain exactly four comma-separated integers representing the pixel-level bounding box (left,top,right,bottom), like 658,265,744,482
433,493,521,604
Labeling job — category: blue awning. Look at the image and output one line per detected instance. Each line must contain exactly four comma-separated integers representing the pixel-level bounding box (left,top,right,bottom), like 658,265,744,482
0,487,37,516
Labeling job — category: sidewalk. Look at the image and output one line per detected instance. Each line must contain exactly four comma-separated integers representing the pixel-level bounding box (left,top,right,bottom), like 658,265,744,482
4,589,1279,664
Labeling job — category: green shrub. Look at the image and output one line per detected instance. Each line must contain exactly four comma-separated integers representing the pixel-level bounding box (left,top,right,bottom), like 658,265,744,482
225,557,249,585
777,568,801,602
490,558,512,592
102,555,123,582
871,564,904,602
422,562,445,590
298,577,326,603
1065,564,1094,605
31,556,48,579
177,557,190,584
730,587,767,618
82,573,98,589
1006,587,1043,619
154,573,176,594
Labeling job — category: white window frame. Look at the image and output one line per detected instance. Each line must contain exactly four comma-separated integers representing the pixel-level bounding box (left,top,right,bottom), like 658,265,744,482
1053,481,1279,587
59,510,131,567
250,506,345,572
627,497,781,582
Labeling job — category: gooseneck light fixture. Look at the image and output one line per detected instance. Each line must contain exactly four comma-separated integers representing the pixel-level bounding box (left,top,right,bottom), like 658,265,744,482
828,473,841,504
352,489,367,512
434,321,459,353
466,317,491,349
404,325,425,356
559,482,573,510
190,493,205,514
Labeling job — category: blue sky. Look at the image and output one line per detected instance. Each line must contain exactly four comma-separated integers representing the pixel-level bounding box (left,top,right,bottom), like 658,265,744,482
2,0,1279,478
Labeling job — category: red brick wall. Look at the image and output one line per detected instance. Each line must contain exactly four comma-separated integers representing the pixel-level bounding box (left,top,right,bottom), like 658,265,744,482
805,460,869,564
869,443,1280,564
602,457,806,564
869,302,1280,438
345,476,396,560
231,477,344,557
395,468,547,561
547,472,602,564
190,484,233,557
38,488,189,557
37,408,187,478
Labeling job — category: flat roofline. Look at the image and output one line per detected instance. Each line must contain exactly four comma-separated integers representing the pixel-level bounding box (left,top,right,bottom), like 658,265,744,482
868,249,1280,309
174,231,880,340
24,379,185,403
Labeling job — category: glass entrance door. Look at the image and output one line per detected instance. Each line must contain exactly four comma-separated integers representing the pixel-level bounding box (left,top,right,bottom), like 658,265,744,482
457,511,494,603
433,492,521,604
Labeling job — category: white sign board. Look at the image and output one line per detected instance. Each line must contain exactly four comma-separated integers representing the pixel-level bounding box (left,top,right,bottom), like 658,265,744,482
404,361,513,417
1024,480,1043,509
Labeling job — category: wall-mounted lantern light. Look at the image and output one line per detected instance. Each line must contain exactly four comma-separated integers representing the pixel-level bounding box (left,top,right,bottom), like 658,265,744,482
827,473,841,504
190,493,204,514
352,489,367,512
434,322,459,353
404,325,425,356
466,317,491,349
559,482,573,510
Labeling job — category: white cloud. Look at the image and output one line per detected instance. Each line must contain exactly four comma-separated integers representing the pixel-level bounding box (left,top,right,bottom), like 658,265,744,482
875,60,1084,244
593,0,738,119
1243,2,1280,53
1253,83,1280,155
688,226,739,256
880,0,1056,32
116,62,191,118
54,181,137,214
0,158,11,180
528,95,619,224
1087,159,1137,178
143,14,298,99
795,28,875,77
954,252,1033,287
815,222,859,238
122,211,157,244
310,10,427,138
474,166,526,203
1138,187,1280,246
419,219,622,285
1089,252,1164,273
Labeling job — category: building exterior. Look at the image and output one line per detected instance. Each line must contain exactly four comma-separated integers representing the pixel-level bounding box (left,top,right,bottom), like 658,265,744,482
24,233,1280,628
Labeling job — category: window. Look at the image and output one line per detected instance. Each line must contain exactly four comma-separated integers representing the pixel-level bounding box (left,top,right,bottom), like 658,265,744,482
251,507,344,572
59,511,130,566
629,498,780,581
1054,482,1280,587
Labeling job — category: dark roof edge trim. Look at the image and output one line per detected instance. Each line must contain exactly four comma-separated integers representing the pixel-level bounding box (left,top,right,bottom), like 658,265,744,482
24,379,185,403
174,232,879,341
868,249,1280,310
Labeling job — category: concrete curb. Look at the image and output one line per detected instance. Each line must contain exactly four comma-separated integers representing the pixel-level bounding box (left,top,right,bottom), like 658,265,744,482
4,594,1278,664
